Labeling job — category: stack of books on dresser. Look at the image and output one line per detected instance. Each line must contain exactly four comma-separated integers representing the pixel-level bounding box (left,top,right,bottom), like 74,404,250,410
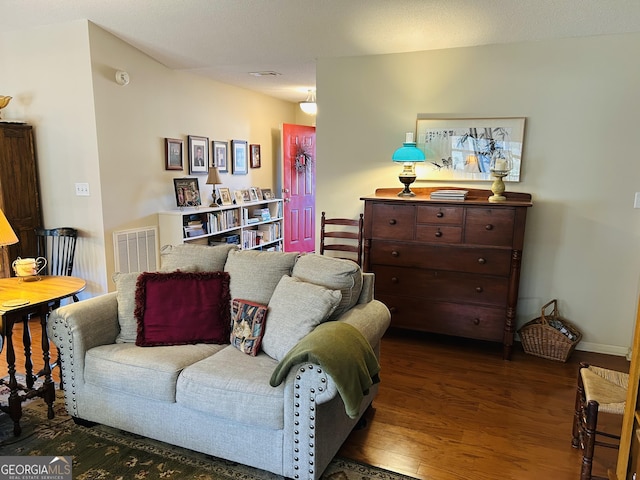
429,189,468,201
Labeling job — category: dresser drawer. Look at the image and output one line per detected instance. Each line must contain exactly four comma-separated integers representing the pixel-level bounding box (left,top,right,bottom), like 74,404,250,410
416,205,463,225
372,265,508,306
416,225,462,243
370,203,415,240
464,208,515,246
377,294,505,342
370,241,512,276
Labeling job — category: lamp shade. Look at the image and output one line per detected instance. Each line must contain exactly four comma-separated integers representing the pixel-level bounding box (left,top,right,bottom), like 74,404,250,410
392,132,425,162
299,90,317,115
206,167,220,185
0,208,18,246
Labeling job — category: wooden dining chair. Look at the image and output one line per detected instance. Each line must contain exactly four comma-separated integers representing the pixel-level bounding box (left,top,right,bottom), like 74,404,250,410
572,362,628,480
319,212,364,266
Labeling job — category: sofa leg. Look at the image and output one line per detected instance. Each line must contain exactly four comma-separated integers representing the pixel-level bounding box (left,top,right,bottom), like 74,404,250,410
72,416,97,427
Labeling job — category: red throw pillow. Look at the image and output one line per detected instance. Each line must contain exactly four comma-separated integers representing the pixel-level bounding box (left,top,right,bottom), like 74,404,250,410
134,271,231,346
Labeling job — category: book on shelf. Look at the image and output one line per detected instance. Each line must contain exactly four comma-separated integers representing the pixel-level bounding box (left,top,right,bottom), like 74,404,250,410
252,207,271,221
429,189,469,200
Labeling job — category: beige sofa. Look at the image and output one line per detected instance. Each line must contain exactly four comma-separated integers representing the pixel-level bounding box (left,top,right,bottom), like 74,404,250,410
48,245,391,480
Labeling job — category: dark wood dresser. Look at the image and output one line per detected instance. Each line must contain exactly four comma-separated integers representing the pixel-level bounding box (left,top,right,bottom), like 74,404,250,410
361,187,532,359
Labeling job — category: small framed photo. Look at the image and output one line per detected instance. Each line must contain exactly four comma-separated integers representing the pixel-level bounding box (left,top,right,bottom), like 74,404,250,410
250,144,261,168
173,178,201,208
233,190,245,205
262,188,273,200
249,187,259,202
213,140,228,173
188,135,209,175
241,189,251,203
254,187,263,201
231,140,248,175
165,138,183,171
216,186,233,205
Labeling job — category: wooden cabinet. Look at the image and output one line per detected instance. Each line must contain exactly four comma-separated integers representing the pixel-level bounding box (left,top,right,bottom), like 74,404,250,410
612,296,640,480
0,123,43,277
158,199,284,251
361,187,532,359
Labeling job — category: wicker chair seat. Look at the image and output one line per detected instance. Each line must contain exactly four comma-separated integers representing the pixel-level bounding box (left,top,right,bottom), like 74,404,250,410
582,365,628,415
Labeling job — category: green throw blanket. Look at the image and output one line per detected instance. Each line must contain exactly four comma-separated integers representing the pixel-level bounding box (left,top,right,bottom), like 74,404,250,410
269,321,380,419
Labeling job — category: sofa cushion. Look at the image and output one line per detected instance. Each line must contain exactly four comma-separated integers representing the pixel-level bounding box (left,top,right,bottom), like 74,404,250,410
224,250,298,306
85,343,224,402
135,271,231,346
160,243,236,272
292,254,363,319
230,299,268,356
176,346,284,429
113,271,141,343
261,275,342,361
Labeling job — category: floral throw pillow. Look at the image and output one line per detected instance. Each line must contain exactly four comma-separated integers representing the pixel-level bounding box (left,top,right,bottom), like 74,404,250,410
230,299,268,356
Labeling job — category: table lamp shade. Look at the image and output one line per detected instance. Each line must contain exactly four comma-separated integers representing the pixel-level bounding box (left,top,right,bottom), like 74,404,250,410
0,208,18,246
392,132,425,162
206,167,220,185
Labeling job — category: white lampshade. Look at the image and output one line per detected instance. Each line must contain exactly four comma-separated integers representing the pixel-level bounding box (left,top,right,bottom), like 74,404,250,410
299,90,317,115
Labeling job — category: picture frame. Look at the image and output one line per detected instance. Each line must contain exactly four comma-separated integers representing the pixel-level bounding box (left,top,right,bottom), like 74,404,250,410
173,178,201,208
249,187,259,202
213,140,228,173
241,189,251,203
188,135,209,175
262,188,273,200
250,144,261,168
216,186,233,206
165,138,184,171
415,116,525,182
253,187,263,201
231,140,248,175
233,190,245,205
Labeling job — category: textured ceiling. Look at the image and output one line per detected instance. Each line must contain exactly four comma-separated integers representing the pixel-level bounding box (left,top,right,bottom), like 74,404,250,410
4,0,640,102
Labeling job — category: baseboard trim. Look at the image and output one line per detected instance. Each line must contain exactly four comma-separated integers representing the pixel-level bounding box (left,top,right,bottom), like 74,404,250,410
574,341,629,357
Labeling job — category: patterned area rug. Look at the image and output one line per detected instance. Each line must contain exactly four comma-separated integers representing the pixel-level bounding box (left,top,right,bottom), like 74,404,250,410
0,393,417,480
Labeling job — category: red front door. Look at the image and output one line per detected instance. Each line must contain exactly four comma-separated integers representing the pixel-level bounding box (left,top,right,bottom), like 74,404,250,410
281,123,315,253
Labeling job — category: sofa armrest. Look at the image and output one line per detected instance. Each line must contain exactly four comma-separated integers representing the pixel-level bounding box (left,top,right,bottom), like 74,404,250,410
337,299,391,351
47,292,119,407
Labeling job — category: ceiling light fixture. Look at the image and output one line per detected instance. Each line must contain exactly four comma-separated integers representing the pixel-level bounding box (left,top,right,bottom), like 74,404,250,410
299,90,317,115
248,71,282,77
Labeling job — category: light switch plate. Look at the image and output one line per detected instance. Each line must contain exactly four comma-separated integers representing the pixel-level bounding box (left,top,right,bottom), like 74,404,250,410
75,182,90,196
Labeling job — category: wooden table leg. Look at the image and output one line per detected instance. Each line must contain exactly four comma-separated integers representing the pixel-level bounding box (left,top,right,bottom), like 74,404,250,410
39,308,55,419
4,312,23,436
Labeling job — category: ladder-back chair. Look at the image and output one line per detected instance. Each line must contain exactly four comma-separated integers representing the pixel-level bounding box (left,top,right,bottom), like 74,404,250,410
35,227,79,301
319,212,364,267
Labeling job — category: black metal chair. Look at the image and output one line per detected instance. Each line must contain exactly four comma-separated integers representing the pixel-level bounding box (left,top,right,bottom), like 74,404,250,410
319,212,364,267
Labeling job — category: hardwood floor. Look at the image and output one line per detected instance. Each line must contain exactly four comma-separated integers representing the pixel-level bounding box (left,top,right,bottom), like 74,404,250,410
2,320,630,479
339,328,630,480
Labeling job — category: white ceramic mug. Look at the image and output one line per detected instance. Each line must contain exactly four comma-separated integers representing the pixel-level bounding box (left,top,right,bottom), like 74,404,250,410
12,256,47,278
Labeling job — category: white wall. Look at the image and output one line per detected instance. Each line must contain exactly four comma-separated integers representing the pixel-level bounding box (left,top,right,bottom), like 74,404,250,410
1,20,106,296
317,33,640,355
1,20,299,296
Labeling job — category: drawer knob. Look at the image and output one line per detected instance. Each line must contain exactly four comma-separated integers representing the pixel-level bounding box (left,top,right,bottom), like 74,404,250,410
478,257,486,264
435,230,443,237
389,307,398,314
473,318,480,325
391,277,398,283
389,219,397,225
485,224,494,231
436,212,444,218
475,287,483,293
391,251,399,257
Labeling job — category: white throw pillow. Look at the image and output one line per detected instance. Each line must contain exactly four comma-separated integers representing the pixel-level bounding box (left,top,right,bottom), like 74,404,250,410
261,275,342,361
113,271,141,343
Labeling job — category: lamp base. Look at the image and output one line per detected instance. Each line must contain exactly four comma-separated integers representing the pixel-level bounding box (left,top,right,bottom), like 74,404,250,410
398,174,417,197
489,171,507,202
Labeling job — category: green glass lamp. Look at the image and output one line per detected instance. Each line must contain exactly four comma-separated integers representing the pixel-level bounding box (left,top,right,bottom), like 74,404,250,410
392,132,425,197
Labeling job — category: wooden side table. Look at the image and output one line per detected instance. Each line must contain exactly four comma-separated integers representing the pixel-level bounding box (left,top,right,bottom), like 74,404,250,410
0,275,85,435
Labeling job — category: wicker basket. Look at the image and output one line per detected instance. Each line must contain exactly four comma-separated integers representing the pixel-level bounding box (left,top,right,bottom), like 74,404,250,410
518,299,582,362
